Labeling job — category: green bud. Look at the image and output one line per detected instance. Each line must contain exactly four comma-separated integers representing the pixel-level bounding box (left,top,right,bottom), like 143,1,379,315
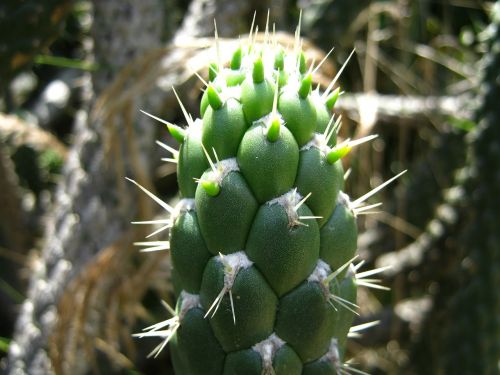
208,62,218,82
231,46,242,70
201,179,220,196
274,48,285,70
299,51,307,74
326,144,351,164
326,87,340,110
252,57,265,84
207,85,223,110
267,116,281,142
299,73,312,99
166,123,186,144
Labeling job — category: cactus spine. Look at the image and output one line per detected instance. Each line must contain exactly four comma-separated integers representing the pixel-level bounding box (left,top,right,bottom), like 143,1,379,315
131,18,404,375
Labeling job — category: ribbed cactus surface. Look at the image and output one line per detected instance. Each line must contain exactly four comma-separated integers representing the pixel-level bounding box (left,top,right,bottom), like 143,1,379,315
130,23,399,375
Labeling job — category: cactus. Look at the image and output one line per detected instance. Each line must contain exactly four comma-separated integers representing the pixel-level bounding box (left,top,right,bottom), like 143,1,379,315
129,18,404,375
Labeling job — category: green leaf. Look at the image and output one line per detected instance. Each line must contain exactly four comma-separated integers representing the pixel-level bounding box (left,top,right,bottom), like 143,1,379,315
0,279,24,303
448,116,476,132
0,337,10,353
34,55,98,71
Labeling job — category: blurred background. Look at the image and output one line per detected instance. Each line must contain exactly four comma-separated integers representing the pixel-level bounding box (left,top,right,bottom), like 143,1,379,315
0,0,498,374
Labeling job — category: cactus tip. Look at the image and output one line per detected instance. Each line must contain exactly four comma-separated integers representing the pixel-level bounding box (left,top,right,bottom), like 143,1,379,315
299,73,312,99
166,123,186,144
253,57,265,83
299,51,307,74
201,179,221,197
231,46,242,70
208,62,218,81
267,116,281,142
207,85,223,110
326,87,341,110
327,144,352,164
274,48,285,70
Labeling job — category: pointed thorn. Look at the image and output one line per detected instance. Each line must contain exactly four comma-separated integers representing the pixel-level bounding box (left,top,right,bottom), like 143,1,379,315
330,294,359,315
356,280,390,291
264,9,270,48
353,202,382,214
213,19,222,71
172,87,194,127
342,364,371,375
126,177,174,213
208,62,218,82
200,142,216,172
248,11,257,48
160,299,177,317
322,113,336,140
348,134,378,148
313,46,335,75
349,320,380,334
326,116,342,144
193,70,208,87
156,140,179,156
294,191,312,211
356,264,392,279
323,48,356,98
344,168,352,181
294,10,303,58
145,224,172,238
140,110,179,133
299,215,323,220
272,70,280,114
351,170,407,208
131,219,171,225
229,290,236,325
211,147,220,165
324,255,359,285
204,287,226,319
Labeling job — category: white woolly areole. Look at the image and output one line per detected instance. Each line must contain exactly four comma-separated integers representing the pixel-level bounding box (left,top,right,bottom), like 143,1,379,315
284,53,302,83
186,118,203,137
267,189,303,227
347,264,356,278
171,198,195,221
212,82,242,103
338,191,354,213
308,259,332,297
178,291,201,321
319,338,341,370
252,333,286,372
217,251,253,289
308,259,331,283
300,133,330,155
205,157,240,185
253,111,285,133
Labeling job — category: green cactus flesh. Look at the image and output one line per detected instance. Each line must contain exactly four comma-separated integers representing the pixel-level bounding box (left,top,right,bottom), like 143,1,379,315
131,26,400,374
